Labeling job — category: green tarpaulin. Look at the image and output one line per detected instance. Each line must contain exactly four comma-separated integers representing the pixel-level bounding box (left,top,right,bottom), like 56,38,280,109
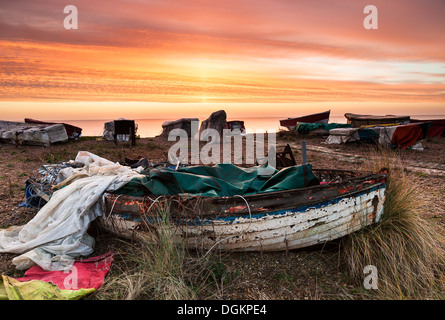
115,163,319,198
295,123,352,135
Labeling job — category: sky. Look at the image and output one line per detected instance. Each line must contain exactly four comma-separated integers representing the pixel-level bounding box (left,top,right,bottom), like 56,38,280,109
0,0,444,120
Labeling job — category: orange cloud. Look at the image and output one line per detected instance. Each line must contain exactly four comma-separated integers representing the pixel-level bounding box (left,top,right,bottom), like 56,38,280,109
0,0,444,120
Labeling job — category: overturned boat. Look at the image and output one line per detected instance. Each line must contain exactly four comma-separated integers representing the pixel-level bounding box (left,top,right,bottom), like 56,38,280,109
102,118,138,144
159,118,199,138
345,113,410,128
0,120,68,147
226,120,246,134
280,110,330,131
100,164,388,252
24,118,82,140
410,118,445,138
326,122,431,149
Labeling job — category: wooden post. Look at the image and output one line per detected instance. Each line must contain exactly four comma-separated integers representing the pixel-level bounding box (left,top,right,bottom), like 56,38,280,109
302,140,307,165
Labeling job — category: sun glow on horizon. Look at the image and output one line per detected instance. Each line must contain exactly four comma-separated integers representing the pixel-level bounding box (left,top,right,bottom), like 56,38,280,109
1,101,444,123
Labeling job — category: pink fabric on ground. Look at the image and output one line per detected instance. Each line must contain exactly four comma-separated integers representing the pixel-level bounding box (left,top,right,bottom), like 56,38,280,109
16,251,113,290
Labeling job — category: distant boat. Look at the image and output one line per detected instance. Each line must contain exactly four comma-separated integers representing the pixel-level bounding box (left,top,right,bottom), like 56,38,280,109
102,118,137,143
226,120,246,134
279,111,330,130
0,120,68,147
410,118,445,138
344,113,410,128
159,118,199,138
25,118,82,140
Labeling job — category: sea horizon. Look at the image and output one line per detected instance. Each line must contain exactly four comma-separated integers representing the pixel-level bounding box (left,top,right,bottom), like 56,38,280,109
40,113,445,138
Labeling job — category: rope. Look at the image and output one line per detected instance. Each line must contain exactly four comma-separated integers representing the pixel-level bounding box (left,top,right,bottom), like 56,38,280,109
144,195,164,216
201,194,254,259
106,194,123,219
233,194,253,232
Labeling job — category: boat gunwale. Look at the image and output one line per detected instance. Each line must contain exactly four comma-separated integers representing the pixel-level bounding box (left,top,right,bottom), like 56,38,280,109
106,182,386,225
104,169,388,221
195,183,386,223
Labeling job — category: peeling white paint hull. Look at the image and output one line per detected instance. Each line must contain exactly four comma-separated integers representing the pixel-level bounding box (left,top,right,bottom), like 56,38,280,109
185,186,385,251
100,185,386,252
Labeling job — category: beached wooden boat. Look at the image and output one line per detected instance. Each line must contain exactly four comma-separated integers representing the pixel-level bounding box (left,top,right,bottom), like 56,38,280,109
410,119,445,138
345,113,410,128
24,118,82,140
99,168,387,251
0,120,68,147
226,120,246,133
159,118,199,138
279,111,330,130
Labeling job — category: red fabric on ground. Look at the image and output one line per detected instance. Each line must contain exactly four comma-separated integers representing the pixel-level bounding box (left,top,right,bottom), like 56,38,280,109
16,251,113,290
391,124,424,149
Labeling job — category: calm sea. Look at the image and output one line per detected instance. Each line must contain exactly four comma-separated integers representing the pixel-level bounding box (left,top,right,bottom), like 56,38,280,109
55,114,445,138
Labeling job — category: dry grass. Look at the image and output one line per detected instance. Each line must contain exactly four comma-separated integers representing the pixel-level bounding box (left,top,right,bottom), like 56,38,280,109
339,147,445,299
93,201,224,300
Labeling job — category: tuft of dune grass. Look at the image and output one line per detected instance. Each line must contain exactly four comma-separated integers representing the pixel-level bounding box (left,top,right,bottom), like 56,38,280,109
339,147,445,299
94,201,222,300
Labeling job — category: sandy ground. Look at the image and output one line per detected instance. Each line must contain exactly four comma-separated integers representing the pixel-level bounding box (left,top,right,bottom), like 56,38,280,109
0,133,444,299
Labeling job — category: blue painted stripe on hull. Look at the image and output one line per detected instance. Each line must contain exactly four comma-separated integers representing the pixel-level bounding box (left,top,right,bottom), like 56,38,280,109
188,184,386,225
